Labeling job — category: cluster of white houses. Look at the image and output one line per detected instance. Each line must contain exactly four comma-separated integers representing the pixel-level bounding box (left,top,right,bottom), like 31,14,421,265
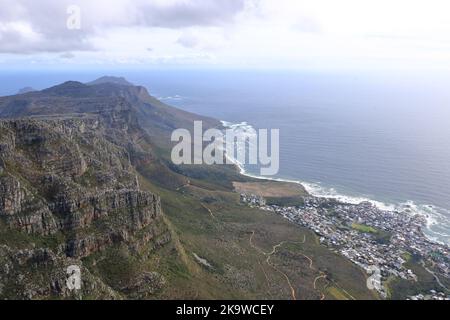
241,193,449,299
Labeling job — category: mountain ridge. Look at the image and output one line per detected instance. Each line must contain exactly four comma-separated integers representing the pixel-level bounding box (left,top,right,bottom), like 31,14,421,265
0,77,220,146
87,76,134,86
0,76,386,300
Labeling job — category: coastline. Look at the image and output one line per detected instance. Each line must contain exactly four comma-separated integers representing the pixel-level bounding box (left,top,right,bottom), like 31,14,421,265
221,120,449,246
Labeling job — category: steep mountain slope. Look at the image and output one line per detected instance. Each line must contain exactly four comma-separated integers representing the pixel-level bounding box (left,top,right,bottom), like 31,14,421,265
0,77,380,300
0,104,171,299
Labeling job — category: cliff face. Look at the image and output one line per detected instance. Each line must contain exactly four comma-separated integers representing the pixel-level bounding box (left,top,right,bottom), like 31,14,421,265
0,104,171,299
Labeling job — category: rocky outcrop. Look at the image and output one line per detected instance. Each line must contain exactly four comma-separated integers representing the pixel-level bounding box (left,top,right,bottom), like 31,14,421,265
0,245,121,299
122,272,166,298
0,173,58,235
0,109,170,258
0,174,25,215
0,79,174,299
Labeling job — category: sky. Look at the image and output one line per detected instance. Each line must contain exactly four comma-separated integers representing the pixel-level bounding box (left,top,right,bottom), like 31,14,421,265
1,0,450,70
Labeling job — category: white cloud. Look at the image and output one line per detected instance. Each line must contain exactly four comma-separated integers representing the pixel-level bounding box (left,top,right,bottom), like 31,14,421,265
177,33,199,48
1,0,450,69
59,52,75,59
0,0,246,53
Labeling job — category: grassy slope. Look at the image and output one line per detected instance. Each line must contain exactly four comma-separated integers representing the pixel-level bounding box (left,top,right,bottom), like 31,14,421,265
139,139,448,299
386,254,450,299
135,158,379,300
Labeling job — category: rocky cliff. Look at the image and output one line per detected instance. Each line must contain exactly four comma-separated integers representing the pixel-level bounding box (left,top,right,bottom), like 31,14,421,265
0,102,171,299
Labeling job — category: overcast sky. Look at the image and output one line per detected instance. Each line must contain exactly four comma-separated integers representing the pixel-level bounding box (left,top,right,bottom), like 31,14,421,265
1,0,450,70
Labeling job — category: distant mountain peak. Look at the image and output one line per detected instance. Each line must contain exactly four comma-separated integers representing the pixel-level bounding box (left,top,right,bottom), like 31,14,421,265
41,81,88,96
87,76,134,86
0,77,219,135
49,81,86,88
17,87,36,94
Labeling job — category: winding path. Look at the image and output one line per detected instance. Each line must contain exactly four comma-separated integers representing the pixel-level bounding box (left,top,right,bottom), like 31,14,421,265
248,231,335,300
249,231,297,300
201,201,332,300
201,203,216,219
176,180,191,191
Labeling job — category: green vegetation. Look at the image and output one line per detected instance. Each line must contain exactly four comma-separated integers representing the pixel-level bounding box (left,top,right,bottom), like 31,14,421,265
386,254,447,299
266,196,305,207
326,287,350,300
374,230,392,244
350,223,391,244
0,220,65,251
351,223,378,234
133,161,379,300
402,252,413,262
92,246,140,290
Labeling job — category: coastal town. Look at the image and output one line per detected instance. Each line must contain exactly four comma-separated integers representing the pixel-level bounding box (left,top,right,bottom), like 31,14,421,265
240,193,450,299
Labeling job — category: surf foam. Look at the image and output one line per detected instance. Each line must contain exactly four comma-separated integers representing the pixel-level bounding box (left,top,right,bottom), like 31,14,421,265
221,120,450,245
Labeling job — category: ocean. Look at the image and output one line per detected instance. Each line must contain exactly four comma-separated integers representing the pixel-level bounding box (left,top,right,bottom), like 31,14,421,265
1,69,449,244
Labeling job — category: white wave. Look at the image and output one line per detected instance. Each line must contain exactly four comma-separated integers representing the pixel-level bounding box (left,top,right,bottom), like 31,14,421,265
159,94,184,101
290,178,449,245
292,180,449,245
221,120,257,134
220,120,258,169
221,120,450,245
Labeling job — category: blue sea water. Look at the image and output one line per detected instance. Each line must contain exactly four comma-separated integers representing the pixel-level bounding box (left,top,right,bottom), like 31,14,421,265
1,69,449,244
